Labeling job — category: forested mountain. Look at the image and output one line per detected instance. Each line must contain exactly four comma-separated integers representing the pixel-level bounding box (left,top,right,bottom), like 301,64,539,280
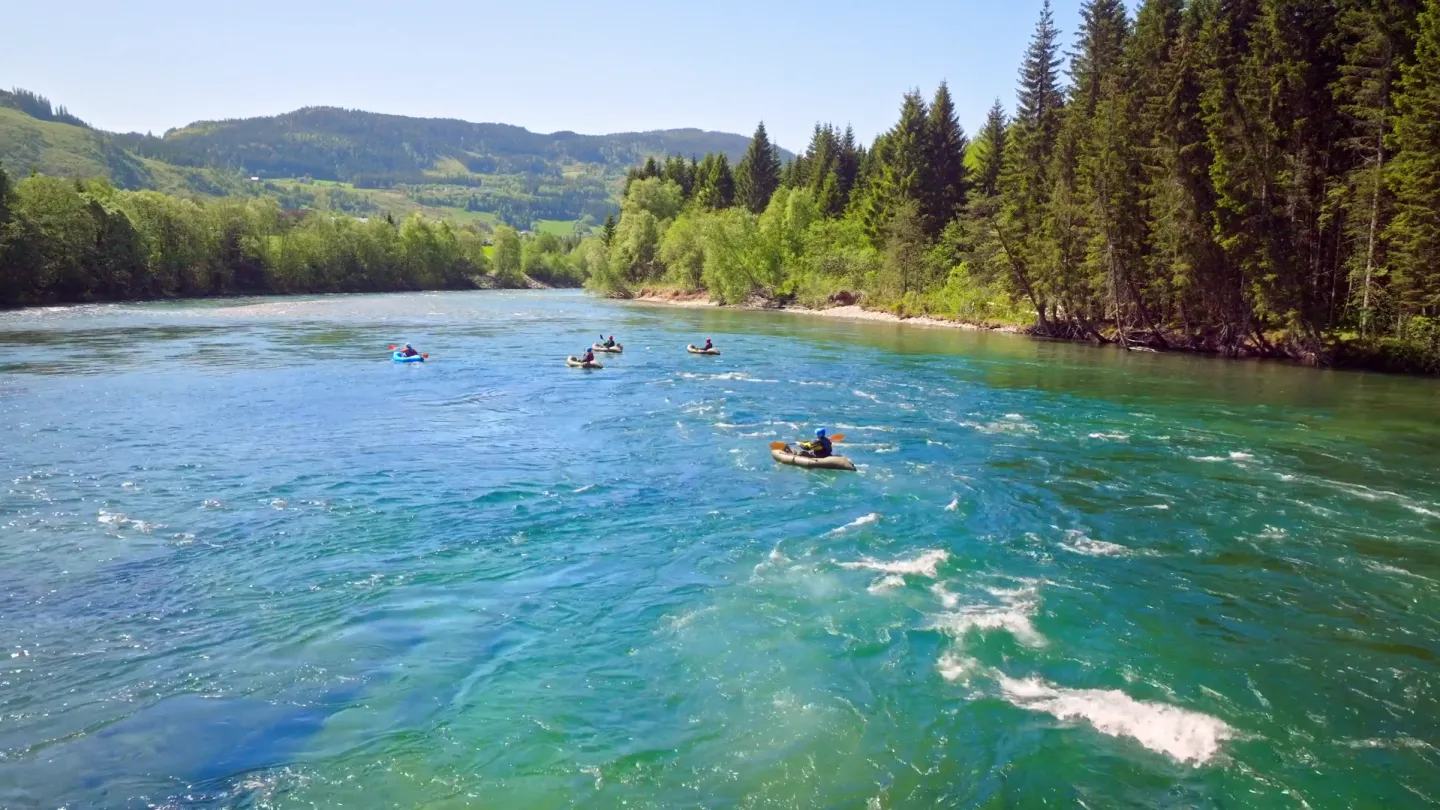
0,92,786,229
113,107,773,185
591,0,1440,373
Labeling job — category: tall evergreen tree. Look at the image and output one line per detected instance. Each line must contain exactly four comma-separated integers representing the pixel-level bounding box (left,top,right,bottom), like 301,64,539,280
1386,0,1440,323
924,81,970,236
1201,0,1345,344
973,99,1009,197
1334,0,1418,335
602,213,617,247
994,0,1067,329
860,91,931,242
837,125,863,205
735,122,783,213
1017,0,1066,143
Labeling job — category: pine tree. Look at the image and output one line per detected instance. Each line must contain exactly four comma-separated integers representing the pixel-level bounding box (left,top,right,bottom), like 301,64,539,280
735,122,783,213
924,81,970,236
1386,0,1440,325
973,99,1009,197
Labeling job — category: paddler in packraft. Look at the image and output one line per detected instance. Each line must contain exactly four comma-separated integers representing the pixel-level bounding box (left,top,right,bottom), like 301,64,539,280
797,428,833,458
600,334,617,348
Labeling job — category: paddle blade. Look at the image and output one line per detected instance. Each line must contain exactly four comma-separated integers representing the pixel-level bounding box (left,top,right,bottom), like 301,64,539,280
388,345,396,350
831,433,846,443
769,441,787,450
422,354,429,359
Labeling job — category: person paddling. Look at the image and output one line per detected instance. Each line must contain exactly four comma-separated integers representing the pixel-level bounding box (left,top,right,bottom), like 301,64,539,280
797,428,833,458
600,334,617,348
702,338,714,351
581,347,596,364
400,343,419,357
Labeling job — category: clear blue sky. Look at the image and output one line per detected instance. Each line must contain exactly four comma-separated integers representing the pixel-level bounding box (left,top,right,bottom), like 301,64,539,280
2,0,1087,153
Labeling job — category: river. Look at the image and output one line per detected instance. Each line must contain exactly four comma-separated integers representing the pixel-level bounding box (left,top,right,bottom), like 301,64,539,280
1,290,1437,808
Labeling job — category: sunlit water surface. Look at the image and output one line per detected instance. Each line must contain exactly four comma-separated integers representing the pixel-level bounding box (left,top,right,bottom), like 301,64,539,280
1,291,1437,808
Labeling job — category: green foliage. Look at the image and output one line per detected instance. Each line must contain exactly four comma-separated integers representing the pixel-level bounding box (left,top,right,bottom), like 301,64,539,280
0,175,591,306
585,0,1440,372
1386,0,1440,319
492,225,524,284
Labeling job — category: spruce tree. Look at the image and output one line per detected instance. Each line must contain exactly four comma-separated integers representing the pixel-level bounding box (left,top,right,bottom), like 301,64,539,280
663,154,695,198
735,121,783,213
602,214,617,247
859,91,931,242
1334,0,1416,335
1017,0,1066,146
1386,0,1440,324
924,81,970,236
994,0,1067,329
1201,0,1345,342
974,99,1009,197
837,125,862,205
694,152,736,210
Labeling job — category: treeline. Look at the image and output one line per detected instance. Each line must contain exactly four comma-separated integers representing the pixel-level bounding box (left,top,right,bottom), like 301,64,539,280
0,164,588,306
0,88,89,129
591,0,1440,372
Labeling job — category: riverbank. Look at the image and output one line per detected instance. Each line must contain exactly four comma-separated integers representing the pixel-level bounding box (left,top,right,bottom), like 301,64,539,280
630,289,1025,334
628,290,1440,376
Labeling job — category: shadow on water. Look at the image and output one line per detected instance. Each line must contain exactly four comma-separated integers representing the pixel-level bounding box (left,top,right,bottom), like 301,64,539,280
0,687,362,809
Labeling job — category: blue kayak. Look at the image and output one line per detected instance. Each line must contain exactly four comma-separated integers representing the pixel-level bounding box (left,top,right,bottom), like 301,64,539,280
392,351,424,363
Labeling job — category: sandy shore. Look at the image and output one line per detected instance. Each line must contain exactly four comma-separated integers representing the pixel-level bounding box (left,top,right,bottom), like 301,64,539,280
629,292,1024,334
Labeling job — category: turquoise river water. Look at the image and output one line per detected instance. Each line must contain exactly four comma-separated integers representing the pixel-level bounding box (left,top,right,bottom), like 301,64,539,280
1,291,1438,808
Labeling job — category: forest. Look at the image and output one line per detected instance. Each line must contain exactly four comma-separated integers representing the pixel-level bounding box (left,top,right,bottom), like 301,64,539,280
590,0,1440,372
0,166,588,305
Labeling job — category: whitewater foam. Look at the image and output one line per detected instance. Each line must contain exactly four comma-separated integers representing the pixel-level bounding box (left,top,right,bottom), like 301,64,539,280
98,510,158,533
839,549,948,578
930,581,1044,647
827,512,881,535
945,497,959,511
1060,530,1135,557
996,675,1235,765
853,390,883,403
868,574,907,594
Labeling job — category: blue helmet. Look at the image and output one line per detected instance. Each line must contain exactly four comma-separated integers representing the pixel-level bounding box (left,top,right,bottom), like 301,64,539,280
815,428,826,437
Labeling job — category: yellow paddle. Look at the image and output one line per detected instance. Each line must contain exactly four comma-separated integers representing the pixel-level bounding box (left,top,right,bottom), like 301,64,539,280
769,434,845,450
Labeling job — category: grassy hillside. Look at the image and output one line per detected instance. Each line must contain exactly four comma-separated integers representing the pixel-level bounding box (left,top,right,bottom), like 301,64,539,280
0,97,778,232
0,108,246,196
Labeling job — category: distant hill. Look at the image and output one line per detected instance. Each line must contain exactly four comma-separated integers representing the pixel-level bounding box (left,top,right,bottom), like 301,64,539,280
0,91,787,231
115,106,774,184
